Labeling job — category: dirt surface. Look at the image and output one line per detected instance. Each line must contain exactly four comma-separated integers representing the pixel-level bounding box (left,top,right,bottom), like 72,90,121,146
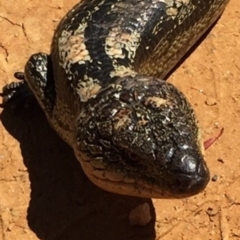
0,1,239,240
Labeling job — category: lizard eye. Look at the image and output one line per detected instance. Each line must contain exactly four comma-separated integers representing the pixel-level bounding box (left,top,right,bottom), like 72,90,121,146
123,150,141,163
128,152,139,162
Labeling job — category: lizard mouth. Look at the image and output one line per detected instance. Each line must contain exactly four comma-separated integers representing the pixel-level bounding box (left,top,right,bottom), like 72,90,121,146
76,150,209,199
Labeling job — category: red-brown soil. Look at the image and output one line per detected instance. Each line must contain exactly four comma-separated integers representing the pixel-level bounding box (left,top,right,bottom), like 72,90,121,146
0,1,239,239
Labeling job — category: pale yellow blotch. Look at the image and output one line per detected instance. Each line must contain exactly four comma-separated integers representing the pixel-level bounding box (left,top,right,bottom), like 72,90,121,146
110,66,137,78
166,7,178,17
145,96,168,108
176,0,191,6
58,23,92,71
113,109,132,130
120,32,135,42
105,27,140,76
138,119,149,126
114,115,131,130
76,81,101,102
109,48,123,58
65,35,91,63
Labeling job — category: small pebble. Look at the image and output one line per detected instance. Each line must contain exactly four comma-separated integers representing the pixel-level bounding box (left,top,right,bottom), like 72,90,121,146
129,202,151,226
212,174,218,182
217,158,224,163
205,97,217,106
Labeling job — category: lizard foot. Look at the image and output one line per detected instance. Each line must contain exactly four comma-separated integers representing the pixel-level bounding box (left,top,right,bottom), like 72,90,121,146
0,72,34,111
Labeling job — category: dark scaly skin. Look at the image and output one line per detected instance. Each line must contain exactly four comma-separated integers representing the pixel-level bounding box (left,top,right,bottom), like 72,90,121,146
1,0,229,198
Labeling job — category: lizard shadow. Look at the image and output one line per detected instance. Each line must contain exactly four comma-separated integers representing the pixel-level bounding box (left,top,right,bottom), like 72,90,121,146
0,104,156,240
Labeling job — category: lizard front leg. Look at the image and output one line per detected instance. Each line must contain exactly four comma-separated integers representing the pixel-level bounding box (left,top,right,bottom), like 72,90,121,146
1,53,55,114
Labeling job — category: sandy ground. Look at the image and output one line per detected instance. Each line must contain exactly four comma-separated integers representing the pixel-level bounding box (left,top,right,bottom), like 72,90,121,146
0,1,240,240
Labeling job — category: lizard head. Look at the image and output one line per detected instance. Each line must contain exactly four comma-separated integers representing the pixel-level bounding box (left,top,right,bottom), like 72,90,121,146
75,75,210,198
